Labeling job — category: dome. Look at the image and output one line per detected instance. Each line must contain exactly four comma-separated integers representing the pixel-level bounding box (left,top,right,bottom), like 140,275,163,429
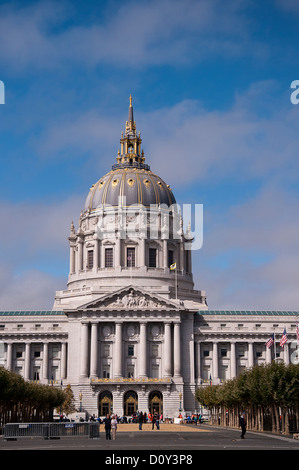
84,97,176,212
84,167,175,211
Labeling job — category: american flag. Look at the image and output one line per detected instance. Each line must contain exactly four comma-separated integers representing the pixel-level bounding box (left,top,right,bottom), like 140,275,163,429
266,334,274,348
280,328,287,347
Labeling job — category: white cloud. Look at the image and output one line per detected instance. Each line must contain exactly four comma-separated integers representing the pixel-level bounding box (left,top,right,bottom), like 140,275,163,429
195,185,299,309
0,0,260,71
0,265,65,310
0,195,82,309
33,80,299,189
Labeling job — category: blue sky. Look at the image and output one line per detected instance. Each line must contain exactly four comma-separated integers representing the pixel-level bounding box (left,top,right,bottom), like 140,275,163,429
0,0,299,309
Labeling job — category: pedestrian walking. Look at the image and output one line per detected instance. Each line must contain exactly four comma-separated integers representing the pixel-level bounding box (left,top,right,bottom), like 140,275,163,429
138,411,144,430
152,414,156,430
104,414,112,440
155,415,160,430
239,412,246,439
111,414,118,440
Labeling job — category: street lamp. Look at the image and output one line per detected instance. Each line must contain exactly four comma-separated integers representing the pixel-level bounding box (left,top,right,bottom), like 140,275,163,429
179,392,182,412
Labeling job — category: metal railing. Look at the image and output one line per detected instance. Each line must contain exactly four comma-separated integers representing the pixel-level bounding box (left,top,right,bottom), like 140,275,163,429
3,422,100,440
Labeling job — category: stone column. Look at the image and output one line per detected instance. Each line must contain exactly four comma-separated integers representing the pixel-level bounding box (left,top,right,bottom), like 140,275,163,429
114,323,123,378
139,322,147,377
80,323,89,378
179,241,184,271
77,237,83,272
6,343,13,371
93,238,98,272
115,238,121,268
43,342,49,380
284,343,290,365
212,342,219,381
248,342,254,368
69,244,75,274
61,342,67,380
164,322,172,377
139,238,145,267
195,341,201,381
163,239,168,269
230,342,236,379
90,323,98,377
173,322,181,377
100,242,105,269
24,342,31,380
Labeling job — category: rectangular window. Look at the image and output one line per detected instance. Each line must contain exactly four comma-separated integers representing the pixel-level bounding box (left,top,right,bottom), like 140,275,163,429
128,345,134,356
152,344,159,357
50,366,58,381
127,364,134,378
149,248,157,268
51,346,59,359
127,247,135,267
220,365,228,381
105,248,113,268
103,344,110,357
87,250,93,269
16,349,23,358
168,250,174,267
220,348,227,357
151,364,159,379
103,366,110,379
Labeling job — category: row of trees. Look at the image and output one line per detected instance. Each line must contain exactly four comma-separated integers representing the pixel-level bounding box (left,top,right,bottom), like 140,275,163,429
196,362,299,435
0,366,66,428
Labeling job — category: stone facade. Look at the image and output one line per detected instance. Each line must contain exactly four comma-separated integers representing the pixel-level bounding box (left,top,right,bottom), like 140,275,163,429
0,98,298,418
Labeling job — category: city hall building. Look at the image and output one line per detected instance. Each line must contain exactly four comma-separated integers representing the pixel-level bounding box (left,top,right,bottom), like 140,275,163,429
0,98,298,418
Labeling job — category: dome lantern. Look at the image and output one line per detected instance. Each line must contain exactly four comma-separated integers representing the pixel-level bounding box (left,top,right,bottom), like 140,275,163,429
84,97,176,211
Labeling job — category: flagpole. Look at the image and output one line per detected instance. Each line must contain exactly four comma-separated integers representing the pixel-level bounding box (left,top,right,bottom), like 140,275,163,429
274,332,276,362
175,267,178,299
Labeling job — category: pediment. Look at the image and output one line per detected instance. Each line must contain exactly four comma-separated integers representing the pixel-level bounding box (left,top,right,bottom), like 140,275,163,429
78,286,183,311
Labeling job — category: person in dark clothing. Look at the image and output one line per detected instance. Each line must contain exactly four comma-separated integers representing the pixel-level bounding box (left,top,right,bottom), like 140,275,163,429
239,412,246,439
138,412,144,430
104,414,112,440
152,414,156,430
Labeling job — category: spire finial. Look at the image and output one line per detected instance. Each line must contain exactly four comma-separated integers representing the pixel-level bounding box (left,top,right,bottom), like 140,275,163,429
128,94,134,123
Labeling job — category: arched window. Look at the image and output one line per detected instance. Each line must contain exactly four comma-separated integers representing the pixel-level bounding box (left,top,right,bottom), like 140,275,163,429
123,390,138,416
149,390,163,415
98,391,113,417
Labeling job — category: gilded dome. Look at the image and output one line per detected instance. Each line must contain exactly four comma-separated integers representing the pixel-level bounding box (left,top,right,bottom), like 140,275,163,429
84,97,176,212
84,167,175,211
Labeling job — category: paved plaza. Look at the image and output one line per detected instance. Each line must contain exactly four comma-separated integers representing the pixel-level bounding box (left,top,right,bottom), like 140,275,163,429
1,423,299,455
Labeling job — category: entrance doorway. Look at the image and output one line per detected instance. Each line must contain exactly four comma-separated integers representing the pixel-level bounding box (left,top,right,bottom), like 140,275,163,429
99,391,113,416
149,391,163,415
124,390,138,416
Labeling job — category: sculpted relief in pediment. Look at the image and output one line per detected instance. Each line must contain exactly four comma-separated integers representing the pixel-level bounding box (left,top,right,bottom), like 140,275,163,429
105,290,164,309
